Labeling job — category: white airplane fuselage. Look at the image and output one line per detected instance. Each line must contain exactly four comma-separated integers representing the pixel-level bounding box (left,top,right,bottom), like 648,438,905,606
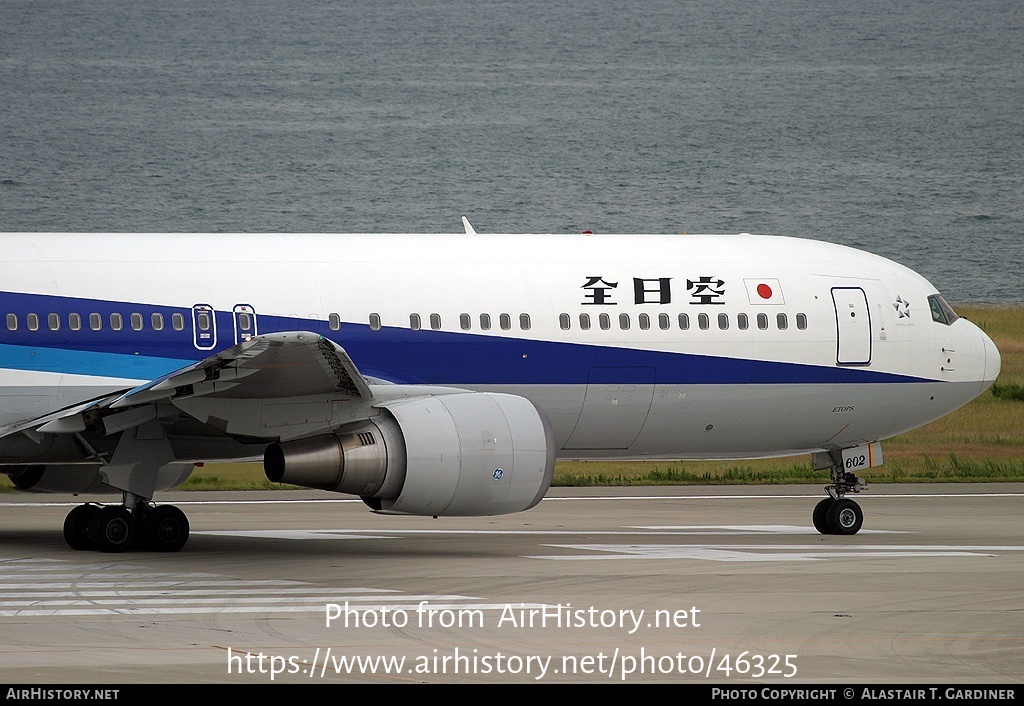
0,232,1001,545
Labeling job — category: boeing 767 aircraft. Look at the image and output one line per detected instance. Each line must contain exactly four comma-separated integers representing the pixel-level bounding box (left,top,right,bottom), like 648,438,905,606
0,224,1000,551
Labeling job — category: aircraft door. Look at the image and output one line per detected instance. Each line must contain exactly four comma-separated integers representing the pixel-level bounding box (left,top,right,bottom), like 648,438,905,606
192,304,217,351
233,304,258,343
832,287,871,365
563,367,656,450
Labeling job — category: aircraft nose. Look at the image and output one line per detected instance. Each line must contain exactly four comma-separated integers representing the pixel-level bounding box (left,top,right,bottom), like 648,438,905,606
982,329,1001,391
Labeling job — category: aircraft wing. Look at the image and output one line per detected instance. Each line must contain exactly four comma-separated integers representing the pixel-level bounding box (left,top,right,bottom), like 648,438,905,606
0,332,373,442
113,331,373,405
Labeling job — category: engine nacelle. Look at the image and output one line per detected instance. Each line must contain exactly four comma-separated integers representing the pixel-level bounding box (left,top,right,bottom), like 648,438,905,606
264,392,555,516
4,463,195,494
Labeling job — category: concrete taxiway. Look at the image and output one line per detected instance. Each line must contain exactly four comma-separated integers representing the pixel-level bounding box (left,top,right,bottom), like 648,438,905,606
0,484,1021,683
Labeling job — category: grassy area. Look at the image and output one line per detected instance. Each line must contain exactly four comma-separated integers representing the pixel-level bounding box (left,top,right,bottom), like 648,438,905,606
1,305,1021,491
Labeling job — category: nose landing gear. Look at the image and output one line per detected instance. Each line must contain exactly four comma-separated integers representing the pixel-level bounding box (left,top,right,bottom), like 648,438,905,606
813,448,868,535
813,495,864,535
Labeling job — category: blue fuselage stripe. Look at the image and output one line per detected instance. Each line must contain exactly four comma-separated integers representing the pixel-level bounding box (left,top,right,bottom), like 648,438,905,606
0,291,929,386
0,343,189,381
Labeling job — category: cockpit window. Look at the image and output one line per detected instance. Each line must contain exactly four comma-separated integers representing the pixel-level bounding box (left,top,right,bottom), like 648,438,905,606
927,294,959,326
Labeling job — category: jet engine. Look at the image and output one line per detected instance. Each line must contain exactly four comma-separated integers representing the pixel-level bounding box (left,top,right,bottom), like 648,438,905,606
264,392,555,516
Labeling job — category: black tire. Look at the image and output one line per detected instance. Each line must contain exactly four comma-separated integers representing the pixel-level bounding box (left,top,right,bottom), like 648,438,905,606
812,498,834,534
826,498,863,535
63,504,100,550
144,505,189,552
90,505,136,552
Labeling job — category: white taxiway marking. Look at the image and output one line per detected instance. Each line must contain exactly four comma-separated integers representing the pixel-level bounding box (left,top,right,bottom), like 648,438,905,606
3,490,1022,510
630,524,897,534
191,527,1023,563
193,524,897,540
532,543,1012,561
0,558,530,618
196,529,399,540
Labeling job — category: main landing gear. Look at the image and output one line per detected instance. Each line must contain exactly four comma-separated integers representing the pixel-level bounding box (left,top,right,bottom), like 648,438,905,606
63,495,190,552
812,456,866,535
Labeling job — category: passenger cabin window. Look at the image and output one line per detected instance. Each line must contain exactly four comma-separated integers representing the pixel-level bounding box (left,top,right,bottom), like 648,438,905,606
369,313,381,331
659,313,670,330
678,313,689,330
5,314,16,331
698,313,709,330
27,313,39,331
559,313,571,330
151,313,164,331
69,313,81,331
599,313,611,330
499,314,511,331
90,313,103,331
619,313,630,330
519,313,530,331
429,313,441,330
737,313,749,330
194,312,209,332
479,313,491,330
718,313,729,330
777,313,788,330
460,313,471,330
639,313,650,330
409,313,421,331
110,313,123,331
796,313,807,330
579,313,591,330
172,313,185,331
757,313,768,330
48,313,60,331
131,313,144,331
